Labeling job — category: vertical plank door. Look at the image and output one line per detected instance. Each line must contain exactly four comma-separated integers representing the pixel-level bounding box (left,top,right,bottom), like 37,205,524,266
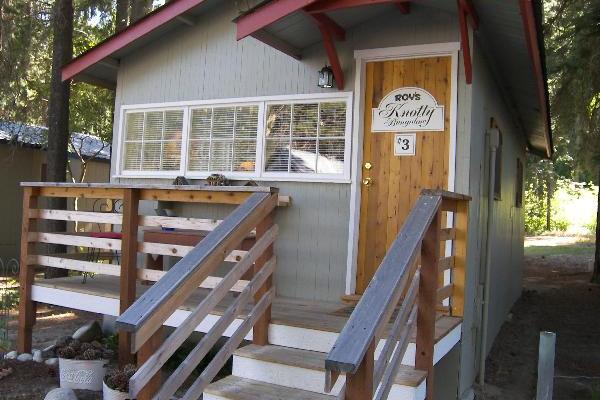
356,56,452,293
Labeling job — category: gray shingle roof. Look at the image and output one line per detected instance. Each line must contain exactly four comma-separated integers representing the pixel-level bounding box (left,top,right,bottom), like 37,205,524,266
0,121,111,160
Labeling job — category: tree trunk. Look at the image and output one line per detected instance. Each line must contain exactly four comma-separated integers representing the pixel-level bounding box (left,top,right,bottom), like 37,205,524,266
129,0,152,24
592,165,600,284
45,0,73,279
116,0,128,32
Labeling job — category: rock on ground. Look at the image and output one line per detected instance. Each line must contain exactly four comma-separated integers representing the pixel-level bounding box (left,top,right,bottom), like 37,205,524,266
17,353,33,362
44,388,78,400
72,321,103,343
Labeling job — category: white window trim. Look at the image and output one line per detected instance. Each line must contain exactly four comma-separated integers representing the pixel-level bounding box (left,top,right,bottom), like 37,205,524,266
114,92,354,183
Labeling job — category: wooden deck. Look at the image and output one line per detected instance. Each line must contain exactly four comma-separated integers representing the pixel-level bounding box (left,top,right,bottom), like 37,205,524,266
31,275,460,343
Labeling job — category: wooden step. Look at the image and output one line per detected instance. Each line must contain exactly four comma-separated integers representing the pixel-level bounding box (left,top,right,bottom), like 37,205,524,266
203,376,335,400
232,344,427,399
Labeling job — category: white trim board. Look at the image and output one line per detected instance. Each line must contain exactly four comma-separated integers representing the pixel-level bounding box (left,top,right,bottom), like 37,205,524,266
345,42,460,295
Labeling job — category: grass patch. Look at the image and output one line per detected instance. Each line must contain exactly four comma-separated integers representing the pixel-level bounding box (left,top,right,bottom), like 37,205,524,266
524,244,595,256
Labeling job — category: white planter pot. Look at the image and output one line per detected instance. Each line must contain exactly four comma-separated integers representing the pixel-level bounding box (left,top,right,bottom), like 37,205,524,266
103,381,132,400
59,358,107,391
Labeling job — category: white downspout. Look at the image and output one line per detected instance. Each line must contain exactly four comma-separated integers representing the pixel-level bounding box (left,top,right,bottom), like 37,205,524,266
478,127,500,386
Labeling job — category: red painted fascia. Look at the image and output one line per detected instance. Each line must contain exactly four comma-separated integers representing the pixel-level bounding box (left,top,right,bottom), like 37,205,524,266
305,0,400,14
519,0,552,158
61,0,206,82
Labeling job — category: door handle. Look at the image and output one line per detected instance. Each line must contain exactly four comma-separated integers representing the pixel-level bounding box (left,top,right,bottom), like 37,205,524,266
362,177,374,187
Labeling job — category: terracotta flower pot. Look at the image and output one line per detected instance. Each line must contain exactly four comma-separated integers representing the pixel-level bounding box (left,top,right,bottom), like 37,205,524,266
58,358,107,391
103,381,132,400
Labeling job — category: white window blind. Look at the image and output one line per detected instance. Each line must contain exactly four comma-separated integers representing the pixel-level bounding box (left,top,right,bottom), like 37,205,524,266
122,109,184,172
264,101,347,175
187,105,259,173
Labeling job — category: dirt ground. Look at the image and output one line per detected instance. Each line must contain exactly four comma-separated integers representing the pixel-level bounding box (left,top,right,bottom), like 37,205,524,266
479,235,600,400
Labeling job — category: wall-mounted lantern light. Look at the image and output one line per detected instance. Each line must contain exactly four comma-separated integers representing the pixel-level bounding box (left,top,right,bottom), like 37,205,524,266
318,65,334,88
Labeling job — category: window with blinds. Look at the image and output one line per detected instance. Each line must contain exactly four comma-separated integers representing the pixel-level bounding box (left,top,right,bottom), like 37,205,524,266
264,101,347,175
119,94,350,181
187,105,259,173
122,109,184,172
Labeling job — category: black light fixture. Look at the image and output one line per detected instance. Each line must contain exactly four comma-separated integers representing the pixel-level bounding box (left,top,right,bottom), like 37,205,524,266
318,65,334,88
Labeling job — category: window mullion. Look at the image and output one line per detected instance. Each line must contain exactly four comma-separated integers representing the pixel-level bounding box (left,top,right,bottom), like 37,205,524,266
256,102,266,178
231,106,237,172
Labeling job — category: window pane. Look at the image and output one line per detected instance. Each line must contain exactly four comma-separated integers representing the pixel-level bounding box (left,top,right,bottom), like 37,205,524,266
235,106,259,139
209,140,233,171
233,140,257,172
188,140,210,172
161,141,181,171
266,104,291,138
123,142,142,171
145,111,163,140
290,139,317,173
265,139,289,172
142,142,161,171
190,108,212,140
292,103,318,138
164,110,183,140
125,113,144,140
319,102,346,137
317,138,345,174
213,107,235,139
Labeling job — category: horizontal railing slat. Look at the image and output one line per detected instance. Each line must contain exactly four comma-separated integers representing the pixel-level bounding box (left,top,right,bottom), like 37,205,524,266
139,215,221,231
138,242,246,262
28,255,120,275
437,284,454,302
30,209,123,224
29,232,121,250
325,194,441,374
115,192,277,345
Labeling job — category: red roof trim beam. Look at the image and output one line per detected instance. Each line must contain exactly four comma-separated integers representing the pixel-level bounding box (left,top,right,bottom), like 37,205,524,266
519,0,553,158
61,0,207,82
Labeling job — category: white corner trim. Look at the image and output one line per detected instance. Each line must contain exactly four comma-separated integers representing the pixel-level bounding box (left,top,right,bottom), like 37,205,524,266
345,44,460,295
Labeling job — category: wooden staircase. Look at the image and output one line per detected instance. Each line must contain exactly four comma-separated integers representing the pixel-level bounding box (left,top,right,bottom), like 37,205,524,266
204,344,428,400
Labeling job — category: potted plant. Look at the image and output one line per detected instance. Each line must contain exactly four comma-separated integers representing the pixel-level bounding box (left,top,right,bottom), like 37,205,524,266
103,364,137,400
56,338,114,391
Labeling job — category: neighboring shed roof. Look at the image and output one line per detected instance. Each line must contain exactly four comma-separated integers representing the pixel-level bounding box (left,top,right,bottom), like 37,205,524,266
0,121,111,160
60,0,552,158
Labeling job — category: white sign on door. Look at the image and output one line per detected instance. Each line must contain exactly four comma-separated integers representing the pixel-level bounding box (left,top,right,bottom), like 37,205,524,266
394,133,416,156
372,87,445,132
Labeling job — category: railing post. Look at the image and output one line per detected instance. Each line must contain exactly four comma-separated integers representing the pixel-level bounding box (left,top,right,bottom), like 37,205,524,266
345,339,375,400
119,188,139,365
17,187,37,353
137,327,163,400
252,204,274,346
416,209,440,400
452,200,468,317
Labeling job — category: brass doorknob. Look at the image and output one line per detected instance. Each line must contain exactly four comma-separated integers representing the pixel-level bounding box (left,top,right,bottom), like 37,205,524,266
364,162,373,170
362,177,374,187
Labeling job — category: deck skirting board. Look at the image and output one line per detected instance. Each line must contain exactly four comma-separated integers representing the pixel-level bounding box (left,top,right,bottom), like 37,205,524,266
30,285,461,368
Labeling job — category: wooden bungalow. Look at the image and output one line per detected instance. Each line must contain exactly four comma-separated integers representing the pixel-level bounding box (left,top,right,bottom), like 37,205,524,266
17,1,551,400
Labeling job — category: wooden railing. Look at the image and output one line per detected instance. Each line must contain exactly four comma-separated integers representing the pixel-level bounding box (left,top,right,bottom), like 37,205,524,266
18,182,283,399
324,189,469,400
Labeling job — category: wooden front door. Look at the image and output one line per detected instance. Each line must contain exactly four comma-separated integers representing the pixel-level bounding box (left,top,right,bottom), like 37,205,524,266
356,56,452,293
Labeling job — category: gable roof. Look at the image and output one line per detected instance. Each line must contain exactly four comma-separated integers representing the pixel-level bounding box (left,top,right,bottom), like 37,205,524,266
0,121,111,160
61,0,552,158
